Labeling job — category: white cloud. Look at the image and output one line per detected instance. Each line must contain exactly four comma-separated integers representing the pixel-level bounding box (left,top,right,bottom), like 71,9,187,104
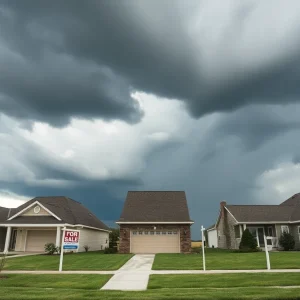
0,92,195,185
255,162,300,204
0,190,30,208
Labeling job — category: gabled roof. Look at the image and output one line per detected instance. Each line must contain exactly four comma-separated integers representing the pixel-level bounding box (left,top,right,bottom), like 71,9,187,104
225,193,300,223
2,196,109,231
226,205,295,223
0,206,9,223
117,191,193,223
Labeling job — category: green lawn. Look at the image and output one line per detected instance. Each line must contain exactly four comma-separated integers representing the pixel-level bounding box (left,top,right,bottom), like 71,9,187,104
0,287,300,300
0,274,300,299
153,249,300,270
148,273,300,289
0,274,111,290
4,252,133,271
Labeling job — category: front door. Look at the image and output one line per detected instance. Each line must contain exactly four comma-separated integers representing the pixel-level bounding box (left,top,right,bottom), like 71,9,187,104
257,228,264,247
9,229,17,251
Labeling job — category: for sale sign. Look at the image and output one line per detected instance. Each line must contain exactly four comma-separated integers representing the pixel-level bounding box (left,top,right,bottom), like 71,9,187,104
63,229,80,250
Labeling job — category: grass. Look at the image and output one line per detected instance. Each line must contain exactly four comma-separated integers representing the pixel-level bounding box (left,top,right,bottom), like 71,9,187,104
148,273,300,289
0,274,300,299
4,252,133,271
152,248,300,270
0,274,111,290
0,287,300,300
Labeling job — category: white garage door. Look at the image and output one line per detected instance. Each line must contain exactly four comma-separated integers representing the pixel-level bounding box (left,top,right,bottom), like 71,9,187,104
131,230,180,253
26,230,56,252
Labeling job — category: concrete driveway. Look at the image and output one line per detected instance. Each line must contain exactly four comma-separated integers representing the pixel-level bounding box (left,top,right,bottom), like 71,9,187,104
101,254,155,291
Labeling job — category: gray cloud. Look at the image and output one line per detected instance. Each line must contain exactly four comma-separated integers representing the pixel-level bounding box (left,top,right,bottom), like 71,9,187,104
2,1,300,126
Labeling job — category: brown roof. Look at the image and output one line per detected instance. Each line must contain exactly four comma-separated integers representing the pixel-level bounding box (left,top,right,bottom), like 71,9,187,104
0,206,9,223
118,191,193,222
226,205,295,222
4,216,64,224
280,193,300,207
2,196,109,230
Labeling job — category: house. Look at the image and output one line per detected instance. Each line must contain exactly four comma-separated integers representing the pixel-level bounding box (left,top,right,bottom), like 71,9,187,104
206,224,218,248
0,196,110,253
210,193,300,251
116,191,194,254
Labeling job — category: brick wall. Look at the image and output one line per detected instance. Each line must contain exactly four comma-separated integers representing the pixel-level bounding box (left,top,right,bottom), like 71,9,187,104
216,202,238,249
118,224,191,253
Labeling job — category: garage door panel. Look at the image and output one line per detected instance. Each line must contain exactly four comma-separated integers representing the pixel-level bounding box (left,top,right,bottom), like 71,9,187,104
131,231,180,253
26,230,56,252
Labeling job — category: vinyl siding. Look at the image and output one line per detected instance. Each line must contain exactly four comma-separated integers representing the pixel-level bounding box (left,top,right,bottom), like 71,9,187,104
78,228,109,252
22,206,51,216
207,229,218,248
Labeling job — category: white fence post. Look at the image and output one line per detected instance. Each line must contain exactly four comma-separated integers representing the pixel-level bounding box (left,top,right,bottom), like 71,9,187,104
264,235,271,270
201,225,206,271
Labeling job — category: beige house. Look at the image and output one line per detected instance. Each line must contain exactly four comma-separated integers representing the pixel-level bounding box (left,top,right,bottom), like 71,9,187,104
0,196,110,253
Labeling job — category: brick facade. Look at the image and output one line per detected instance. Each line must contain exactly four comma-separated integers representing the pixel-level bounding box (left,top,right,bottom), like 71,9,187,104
118,224,191,253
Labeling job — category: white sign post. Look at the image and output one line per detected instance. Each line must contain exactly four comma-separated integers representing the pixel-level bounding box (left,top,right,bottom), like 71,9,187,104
263,235,271,270
59,228,80,272
201,225,206,271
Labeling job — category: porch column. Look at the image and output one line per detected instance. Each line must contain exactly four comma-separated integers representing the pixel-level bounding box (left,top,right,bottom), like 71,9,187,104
243,224,246,231
239,225,243,236
56,227,61,247
4,226,12,253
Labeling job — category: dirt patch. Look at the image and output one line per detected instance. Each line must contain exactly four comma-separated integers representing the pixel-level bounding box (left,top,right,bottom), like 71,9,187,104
0,276,8,280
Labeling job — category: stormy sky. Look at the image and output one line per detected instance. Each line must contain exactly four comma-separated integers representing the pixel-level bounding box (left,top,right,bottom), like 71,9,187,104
1,0,300,238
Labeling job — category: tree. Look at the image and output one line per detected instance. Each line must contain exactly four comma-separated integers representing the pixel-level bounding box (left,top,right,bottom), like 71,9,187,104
279,232,295,251
109,228,119,249
239,229,257,251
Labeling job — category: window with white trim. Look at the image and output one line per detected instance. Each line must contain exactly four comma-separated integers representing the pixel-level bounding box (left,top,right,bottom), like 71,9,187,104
267,226,273,237
173,231,178,235
138,231,143,235
168,231,172,235
162,232,167,235
132,231,137,235
156,231,161,235
150,231,154,235
281,225,289,234
144,231,149,235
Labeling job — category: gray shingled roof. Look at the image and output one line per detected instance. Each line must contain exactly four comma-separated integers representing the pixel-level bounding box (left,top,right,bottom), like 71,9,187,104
0,206,9,223
2,196,109,230
226,193,300,223
118,191,193,222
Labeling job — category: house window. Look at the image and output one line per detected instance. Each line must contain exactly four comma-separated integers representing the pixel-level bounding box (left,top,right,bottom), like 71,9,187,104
281,225,289,234
138,231,143,235
150,231,155,235
267,227,273,237
132,231,137,235
173,231,178,235
168,231,172,235
156,231,161,235
144,231,149,235
162,232,167,235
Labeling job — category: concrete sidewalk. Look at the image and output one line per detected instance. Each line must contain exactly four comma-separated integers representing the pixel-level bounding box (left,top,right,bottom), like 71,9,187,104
101,254,155,291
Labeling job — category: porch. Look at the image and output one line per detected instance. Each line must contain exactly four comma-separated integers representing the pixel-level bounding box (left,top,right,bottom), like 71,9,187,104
235,224,280,250
1,226,63,253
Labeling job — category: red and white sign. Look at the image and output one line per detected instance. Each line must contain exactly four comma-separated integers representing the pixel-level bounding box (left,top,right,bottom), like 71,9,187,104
62,229,80,250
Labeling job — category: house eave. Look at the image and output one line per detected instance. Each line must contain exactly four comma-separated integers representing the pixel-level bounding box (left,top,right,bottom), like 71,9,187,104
116,221,194,225
236,221,300,224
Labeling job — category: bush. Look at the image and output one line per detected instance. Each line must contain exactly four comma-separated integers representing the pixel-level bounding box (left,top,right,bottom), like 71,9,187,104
239,229,257,251
83,245,90,252
279,232,295,251
44,243,59,255
104,247,117,254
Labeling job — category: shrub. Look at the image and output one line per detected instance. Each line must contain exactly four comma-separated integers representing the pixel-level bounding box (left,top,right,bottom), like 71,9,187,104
44,243,59,255
104,247,117,254
239,229,257,251
279,232,295,251
83,245,90,252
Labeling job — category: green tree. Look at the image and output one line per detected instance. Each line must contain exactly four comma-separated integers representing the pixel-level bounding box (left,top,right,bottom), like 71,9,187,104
279,232,295,251
109,228,119,249
239,229,257,251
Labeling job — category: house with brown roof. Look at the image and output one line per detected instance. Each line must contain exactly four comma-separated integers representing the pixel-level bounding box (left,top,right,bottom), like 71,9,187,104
209,193,300,251
116,191,194,254
0,196,109,253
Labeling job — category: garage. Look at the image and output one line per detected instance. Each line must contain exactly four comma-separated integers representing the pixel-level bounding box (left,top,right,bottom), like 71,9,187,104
131,230,180,253
26,230,56,252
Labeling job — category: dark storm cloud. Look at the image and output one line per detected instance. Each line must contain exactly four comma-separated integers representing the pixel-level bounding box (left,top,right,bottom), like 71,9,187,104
1,1,300,126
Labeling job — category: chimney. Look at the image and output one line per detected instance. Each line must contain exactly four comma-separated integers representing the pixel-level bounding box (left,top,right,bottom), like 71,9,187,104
220,201,227,217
